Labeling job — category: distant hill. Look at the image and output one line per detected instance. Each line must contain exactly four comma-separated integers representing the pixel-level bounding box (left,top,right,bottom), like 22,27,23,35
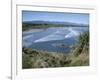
23,21,89,27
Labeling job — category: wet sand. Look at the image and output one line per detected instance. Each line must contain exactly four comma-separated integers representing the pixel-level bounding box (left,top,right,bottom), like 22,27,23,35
22,29,44,34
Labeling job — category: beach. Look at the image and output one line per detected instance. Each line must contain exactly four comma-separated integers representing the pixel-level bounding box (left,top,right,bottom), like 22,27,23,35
22,28,44,34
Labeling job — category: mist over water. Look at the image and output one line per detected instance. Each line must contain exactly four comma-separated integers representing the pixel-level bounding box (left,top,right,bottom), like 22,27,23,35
22,27,88,53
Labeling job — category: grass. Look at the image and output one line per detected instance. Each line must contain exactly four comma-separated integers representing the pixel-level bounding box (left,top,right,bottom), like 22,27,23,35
22,47,89,69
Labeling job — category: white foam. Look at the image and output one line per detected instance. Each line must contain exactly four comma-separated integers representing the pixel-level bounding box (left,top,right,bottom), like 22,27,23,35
23,34,33,40
34,34,63,43
23,34,34,47
23,27,84,44
34,28,69,43
65,28,80,38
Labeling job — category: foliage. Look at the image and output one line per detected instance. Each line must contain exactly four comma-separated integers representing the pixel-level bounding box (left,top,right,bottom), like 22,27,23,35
22,23,88,31
22,23,66,31
22,52,33,68
73,31,89,56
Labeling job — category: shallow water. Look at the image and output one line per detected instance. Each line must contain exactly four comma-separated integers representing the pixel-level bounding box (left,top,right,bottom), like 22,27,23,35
22,27,88,53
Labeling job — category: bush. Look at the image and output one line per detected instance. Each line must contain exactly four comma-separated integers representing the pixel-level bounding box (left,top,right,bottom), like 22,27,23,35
22,53,33,68
74,31,89,56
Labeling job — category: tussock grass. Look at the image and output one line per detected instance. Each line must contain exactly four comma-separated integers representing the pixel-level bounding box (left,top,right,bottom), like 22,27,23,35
22,48,89,68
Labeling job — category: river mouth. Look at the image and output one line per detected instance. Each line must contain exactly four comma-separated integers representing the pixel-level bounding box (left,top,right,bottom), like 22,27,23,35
22,27,88,53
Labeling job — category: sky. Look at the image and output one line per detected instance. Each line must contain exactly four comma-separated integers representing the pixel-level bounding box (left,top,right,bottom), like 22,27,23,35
22,11,89,24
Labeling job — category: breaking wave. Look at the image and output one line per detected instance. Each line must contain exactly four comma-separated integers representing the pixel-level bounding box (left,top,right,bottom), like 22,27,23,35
22,27,88,47
34,27,80,43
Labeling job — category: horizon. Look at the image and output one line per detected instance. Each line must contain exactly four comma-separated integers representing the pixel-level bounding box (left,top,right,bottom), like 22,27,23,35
22,11,89,25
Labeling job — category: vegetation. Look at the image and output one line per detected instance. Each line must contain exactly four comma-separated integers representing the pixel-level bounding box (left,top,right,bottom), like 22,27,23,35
22,31,89,69
22,23,88,31
22,23,66,31
73,31,89,56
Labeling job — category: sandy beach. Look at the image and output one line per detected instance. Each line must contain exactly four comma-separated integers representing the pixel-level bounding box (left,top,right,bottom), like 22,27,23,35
22,29,44,34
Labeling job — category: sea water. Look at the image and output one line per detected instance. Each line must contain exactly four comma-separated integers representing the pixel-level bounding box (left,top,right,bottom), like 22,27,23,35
22,27,88,53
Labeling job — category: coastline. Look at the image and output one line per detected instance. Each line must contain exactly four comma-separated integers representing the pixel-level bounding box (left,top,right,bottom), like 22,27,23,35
22,28,44,34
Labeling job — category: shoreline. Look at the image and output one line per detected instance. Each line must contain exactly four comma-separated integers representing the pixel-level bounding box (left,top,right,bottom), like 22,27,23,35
22,28,44,34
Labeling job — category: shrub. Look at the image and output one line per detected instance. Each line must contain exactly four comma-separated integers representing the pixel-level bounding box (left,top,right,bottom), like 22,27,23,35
74,31,89,56
22,53,33,68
